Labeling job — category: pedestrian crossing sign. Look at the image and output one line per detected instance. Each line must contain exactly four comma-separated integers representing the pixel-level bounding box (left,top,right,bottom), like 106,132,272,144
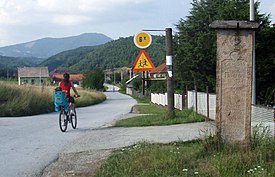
132,50,155,71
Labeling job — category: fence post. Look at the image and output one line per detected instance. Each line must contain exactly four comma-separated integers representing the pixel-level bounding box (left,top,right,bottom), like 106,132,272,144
195,85,198,113
206,86,210,121
182,87,185,110
186,86,188,109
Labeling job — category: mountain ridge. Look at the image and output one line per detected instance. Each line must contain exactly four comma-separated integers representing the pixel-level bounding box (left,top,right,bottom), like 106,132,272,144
0,33,113,58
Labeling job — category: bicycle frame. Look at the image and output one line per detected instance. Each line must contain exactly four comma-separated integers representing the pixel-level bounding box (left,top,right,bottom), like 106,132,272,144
54,90,78,132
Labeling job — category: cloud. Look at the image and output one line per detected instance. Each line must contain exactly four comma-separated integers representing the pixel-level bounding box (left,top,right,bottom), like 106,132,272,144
270,3,275,22
0,0,153,27
0,0,272,47
0,28,9,45
0,0,185,46
52,15,91,26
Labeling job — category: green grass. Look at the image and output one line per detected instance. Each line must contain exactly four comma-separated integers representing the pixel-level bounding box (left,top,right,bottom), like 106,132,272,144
96,96,275,176
95,141,203,177
0,81,106,117
114,103,205,127
132,95,151,103
95,125,275,177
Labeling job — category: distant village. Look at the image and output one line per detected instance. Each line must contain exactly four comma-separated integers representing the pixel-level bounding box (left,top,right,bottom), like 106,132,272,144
16,64,167,88
17,67,84,86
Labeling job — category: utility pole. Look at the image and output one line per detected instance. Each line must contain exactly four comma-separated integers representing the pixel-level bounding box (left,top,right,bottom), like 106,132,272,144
250,0,256,105
166,28,175,118
141,28,175,117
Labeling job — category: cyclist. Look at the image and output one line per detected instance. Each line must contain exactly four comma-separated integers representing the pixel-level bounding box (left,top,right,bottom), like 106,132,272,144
59,73,80,115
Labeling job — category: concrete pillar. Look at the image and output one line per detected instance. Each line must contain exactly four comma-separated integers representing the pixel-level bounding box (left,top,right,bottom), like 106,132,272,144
210,21,260,145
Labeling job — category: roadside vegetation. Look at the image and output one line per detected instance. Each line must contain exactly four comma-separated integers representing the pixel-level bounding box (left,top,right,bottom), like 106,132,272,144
96,124,275,177
98,94,275,176
114,96,205,127
0,81,106,117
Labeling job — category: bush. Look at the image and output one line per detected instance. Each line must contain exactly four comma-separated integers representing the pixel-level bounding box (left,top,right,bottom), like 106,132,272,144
82,67,105,91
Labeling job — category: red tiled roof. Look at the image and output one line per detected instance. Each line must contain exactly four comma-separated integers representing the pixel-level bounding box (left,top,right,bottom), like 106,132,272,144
150,63,166,73
49,70,78,76
53,74,84,81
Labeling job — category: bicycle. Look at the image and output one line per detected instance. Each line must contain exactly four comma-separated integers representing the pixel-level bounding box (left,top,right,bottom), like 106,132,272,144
54,89,78,132
58,101,77,132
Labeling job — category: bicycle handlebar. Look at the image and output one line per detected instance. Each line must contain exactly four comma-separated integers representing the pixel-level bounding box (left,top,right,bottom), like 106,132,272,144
74,95,80,98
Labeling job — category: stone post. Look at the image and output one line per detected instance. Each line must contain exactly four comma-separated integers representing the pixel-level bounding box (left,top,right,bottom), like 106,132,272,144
210,21,260,145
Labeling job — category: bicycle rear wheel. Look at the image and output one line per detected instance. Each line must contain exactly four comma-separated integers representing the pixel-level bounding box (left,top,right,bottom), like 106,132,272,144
59,108,68,132
70,108,77,129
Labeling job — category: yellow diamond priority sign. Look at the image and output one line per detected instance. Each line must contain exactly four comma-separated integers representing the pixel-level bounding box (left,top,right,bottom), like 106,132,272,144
132,50,155,71
134,31,152,49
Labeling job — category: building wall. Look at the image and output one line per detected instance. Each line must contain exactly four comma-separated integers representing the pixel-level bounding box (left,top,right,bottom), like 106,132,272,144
19,77,48,85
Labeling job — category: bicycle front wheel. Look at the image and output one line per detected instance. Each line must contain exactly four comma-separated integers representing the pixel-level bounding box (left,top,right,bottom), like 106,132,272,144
59,108,68,132
70,108,77,129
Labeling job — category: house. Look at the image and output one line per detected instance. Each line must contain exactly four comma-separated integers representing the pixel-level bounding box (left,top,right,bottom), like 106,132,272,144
50,70,84,86
17,67,49,85
149,63,167,80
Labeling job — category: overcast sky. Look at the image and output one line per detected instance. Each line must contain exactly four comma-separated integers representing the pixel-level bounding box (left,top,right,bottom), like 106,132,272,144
0,0,274,47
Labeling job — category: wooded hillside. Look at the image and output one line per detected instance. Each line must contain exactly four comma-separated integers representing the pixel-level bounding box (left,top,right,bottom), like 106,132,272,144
40,36,166,72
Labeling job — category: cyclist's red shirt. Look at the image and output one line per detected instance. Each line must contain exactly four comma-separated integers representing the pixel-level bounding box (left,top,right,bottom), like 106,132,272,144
59,81,72,97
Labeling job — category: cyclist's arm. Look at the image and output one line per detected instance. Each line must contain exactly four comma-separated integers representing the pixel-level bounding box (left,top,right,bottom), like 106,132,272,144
71,84,80,97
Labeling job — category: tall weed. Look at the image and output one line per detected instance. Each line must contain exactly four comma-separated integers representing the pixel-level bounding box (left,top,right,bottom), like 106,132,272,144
198,123,275,176
0,82,106,117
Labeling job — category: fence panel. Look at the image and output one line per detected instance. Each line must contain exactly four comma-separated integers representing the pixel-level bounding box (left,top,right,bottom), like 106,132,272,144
151,93,157,104
251,105,275,136
160,93,166,106
209,94,216,120
150,92,275,129
187,91,196,109
197,92,207,116
174,94,182,110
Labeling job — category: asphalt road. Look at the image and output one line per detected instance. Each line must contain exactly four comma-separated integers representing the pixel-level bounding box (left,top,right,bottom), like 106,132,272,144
0,86,136,177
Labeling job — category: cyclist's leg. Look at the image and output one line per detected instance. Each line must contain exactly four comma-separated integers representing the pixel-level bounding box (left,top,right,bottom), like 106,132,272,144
68,96,75,115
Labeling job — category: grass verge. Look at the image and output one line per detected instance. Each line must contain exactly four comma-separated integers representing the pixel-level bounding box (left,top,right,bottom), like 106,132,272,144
0,82,106,117
114,97,205,127
95,125,275,177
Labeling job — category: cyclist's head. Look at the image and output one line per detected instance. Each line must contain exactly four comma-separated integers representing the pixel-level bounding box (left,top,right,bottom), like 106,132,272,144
63,73,70,81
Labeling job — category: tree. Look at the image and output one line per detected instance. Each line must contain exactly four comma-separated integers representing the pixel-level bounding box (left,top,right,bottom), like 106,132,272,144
255,26,275,105
174,0,270,93
82,68,105,91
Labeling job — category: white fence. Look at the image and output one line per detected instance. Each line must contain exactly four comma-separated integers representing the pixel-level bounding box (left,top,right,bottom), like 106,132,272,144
151,92,275,134
251,105,275,135
187,91,216,120
151,91,216,120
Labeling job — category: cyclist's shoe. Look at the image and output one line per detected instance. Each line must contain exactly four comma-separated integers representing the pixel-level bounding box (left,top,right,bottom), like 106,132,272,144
62,119,66,126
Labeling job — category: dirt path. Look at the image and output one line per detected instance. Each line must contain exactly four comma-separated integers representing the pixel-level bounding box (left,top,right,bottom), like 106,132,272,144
41,149,112,177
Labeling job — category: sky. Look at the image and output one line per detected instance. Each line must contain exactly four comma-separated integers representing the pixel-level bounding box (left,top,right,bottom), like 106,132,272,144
0,0,274,47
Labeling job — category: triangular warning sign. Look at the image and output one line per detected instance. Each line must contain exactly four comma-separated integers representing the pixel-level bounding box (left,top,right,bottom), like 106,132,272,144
132,50,155,71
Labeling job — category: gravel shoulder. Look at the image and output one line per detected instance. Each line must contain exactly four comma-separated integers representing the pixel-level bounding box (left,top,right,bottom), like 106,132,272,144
41,113,215,177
